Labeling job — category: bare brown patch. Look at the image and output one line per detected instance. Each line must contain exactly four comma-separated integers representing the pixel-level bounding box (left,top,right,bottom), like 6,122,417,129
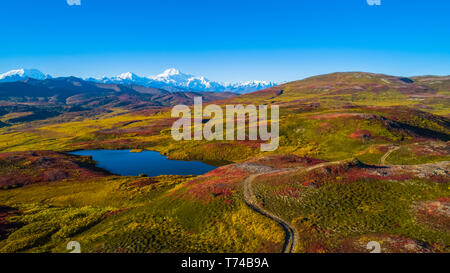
349,130,372,141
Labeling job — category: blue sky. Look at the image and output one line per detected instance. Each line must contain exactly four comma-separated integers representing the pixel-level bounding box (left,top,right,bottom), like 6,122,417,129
0,0,449,82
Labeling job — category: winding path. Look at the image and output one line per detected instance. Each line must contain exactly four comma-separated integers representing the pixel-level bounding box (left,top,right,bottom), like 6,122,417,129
380,145,400,165
243,173,298,253
242,161,343,253
242,146,433,253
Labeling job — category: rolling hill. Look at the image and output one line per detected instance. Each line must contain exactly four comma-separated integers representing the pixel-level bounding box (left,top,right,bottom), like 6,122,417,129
0,77,236,125
0,72,448,253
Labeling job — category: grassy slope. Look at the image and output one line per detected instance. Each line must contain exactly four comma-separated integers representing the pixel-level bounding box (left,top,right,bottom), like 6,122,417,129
0,72,448,253
252,161,449,252
0,173,284,253
1,72,448,164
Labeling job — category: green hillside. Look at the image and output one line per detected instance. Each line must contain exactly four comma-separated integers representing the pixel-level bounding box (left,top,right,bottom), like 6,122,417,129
0,72,448,253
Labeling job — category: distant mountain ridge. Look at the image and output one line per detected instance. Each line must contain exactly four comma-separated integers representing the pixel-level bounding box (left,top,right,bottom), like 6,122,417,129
89,68,277,93
0,76,236,107
0,76,237,124
0,68,277,93
0,69,52,82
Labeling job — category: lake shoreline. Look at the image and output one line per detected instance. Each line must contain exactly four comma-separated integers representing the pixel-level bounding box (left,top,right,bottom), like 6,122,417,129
69,149,217,177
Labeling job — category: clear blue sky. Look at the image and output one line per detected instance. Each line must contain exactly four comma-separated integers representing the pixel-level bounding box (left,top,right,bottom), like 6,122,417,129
0,0,449,82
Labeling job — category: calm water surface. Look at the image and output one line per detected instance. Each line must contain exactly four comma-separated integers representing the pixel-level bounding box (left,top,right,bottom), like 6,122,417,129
70,150,216,176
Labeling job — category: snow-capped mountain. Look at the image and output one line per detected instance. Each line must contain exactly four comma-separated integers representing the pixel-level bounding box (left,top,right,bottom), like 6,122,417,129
90,68,276,93
149,68,226,91
0,69,51,82
223,81,277,94
88,72,153,88
0,68,277,93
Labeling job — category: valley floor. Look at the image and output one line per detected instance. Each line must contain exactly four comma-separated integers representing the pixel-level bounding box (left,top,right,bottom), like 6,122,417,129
0,72,449,253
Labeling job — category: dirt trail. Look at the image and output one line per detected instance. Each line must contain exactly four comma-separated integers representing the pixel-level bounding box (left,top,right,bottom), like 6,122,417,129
380,146,400,165
243,173,298,253
242,152,447,253
242,161,343,253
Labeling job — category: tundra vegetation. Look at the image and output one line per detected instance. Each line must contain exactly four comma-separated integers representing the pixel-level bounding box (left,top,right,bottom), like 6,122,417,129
0,72,448,253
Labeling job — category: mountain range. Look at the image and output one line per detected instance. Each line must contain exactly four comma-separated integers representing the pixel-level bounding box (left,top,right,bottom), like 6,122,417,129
0,71,449,254
0,69,52,82
0,68,276,94
0,76,237,107
0,76,237,124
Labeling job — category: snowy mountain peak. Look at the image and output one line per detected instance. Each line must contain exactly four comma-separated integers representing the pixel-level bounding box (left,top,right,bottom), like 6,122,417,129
0,68,277,93
226,80,275,87
0,69,51,82
95,68,277,93
161,68,181,76
152,68,192,82
223,80,277,93
116,72,138,80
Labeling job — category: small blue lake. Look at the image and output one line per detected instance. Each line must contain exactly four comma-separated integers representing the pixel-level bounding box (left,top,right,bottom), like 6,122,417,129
70,150,216,176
